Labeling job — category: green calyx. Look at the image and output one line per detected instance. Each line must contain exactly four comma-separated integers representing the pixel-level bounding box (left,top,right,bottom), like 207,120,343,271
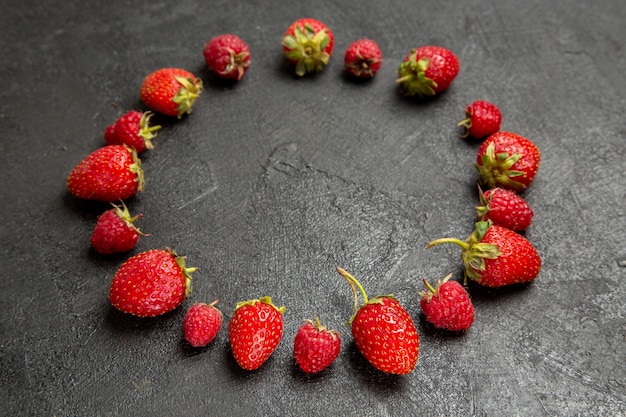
224,49,251,80
282,23,331,76
396,52,437,97
139,111,161,150
126,146,144,191
112,199,147,236
475,142,526,191
173,76,203,119
168,248,197,298
475,185,491,220
426,221,501,283
418,273,453,300
337,267,390,325
235,296,286,314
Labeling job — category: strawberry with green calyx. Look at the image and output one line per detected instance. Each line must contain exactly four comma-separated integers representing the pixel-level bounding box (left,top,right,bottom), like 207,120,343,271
337,267,419,375
293,317,341,374
458,100,502,140
476,186,534,231
109,248,196,317
90,200,147,254
228,296,285,371
396,46,459,97
419,274,474,331
203,34,251,81
475,131,541,192
104,110,161,153
140,68,203,118
282,18,334,77
426,221,541,287
344,38,383,79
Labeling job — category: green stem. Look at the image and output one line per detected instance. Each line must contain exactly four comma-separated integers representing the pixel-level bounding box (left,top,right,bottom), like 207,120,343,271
426,238,469,250
337,267,369,304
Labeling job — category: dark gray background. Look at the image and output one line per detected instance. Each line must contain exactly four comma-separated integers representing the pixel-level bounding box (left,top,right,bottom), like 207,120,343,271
1,0,624,416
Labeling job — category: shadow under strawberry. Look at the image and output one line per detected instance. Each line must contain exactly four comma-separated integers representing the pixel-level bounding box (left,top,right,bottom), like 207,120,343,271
103,304,180,336
345,341,409,391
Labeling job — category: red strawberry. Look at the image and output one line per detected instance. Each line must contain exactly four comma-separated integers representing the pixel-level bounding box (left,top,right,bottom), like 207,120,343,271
427,221,542,287
476,186,534,231
90,200,146,254
282,18,334,76
183,301,223,347
458,100,502,139
228,296,285,370
104,110,161,153
203,34,251,81
419,274,474,331
140,68,203,118
67,145,144,202
293,317,341,373
337,267,419,375
344,38,383,79
109,248,196,317
475,131,541,191
396,46,460,97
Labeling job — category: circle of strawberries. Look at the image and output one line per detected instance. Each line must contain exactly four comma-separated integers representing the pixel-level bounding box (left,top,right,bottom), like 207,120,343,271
65,16,543,377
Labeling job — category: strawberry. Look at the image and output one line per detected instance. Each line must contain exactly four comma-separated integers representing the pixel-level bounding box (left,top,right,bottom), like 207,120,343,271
458,100,502,139
282,18,334,76
183,301,223,347
228,296,285,370
90,200,146,254
475,131,541,191
419,274,474,331
344,38,383,79
396,46,460,97
427,221,541,287
293,317,341,373
476,186,534,231
337,267,419,375
104,110,161,153
140,68,203,118
67,145,144,202
109,248,196,317
203,34,251,81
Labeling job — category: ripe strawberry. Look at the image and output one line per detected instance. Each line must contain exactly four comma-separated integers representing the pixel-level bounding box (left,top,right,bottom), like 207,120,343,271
344,38,383,79
104,110,161,153
109,248,196,317
183,301,223,347
476,186,534,231
282,18,334,76
458,100,502,139
427,221,542,287
293,317,341,373
419,274,474,331
228,296,285,370
140,68,203,118
67,145,144,202
337,267,419,375
475,131,541,191
90,200,146,254
396,46,460,97
203,34,251,81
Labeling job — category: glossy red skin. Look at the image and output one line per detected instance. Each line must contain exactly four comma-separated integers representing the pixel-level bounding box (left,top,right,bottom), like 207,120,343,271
420,280,474,331
90,208,140,254
282,18,334,62
465,100,502,139
352,297,419,375
67,145,141,202
479,188,534,231
293,321,341,373
203,34,251,80
403,46,459,93
109,249,188,317
344,38,383,78
183,303,223,347
140,68,199,117
104,111,147,152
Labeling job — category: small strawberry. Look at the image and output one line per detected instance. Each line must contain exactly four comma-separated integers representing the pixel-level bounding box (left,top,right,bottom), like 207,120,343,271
67,145,144,202
282,18,334,76
475,131,541,191
203,34,251,81
90,200,147,254
228,296,285,370
344,38,383,79
476,186,534,231
458,100,502,139
109,248,196,317
427,221,541,287
337,267,419,375
104,110,161,153
396,46,460,97
140,68,203,118
419,274,474,331
183,301,223,347
293,317,341,374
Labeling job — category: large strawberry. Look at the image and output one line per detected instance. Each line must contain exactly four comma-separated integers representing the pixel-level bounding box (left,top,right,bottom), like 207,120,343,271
475,131,541,191
282,18,334,76
90,200,146,254
427,221,541,287
104,110,161,153
337,267,419,375
228,296,285,371
67,145,144,202
396,46,460,97
140,68,203,118
109,248,196,317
